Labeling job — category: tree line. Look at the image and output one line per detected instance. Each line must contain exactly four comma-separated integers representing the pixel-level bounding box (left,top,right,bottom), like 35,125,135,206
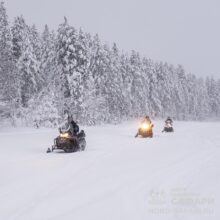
0,2,219,127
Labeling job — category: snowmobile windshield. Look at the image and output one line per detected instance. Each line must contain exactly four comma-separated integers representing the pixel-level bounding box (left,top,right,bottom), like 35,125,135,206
166,119,172,124
60,122,71,133
166,123,172,128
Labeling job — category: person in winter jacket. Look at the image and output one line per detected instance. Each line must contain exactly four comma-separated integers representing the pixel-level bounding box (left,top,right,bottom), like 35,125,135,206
165,117,173,125
142,115,153,124
135,115,154,137
70,120,79,135
63,110,79,136
162,117,174,132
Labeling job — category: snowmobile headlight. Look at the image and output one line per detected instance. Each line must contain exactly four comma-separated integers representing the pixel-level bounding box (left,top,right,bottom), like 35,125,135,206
60,133,69,138
142,123,150,130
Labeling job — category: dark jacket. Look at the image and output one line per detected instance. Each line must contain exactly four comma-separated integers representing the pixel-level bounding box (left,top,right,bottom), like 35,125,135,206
71,120,79,134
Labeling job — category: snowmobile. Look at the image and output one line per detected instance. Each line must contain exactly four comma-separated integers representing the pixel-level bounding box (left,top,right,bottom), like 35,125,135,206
162,121,174,132
135,122,153,138
47,124,86,153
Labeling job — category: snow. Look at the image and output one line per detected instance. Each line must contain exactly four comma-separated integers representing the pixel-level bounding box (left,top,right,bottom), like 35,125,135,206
0,121,219,220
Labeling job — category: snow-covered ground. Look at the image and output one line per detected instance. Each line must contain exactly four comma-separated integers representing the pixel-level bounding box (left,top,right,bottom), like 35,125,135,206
0,121,219,220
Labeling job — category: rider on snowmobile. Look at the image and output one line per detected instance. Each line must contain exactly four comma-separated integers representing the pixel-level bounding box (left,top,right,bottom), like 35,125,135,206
63,110,79,136
165,117,173,125
135,115,154,137
162,117,173,132
47,111,85,153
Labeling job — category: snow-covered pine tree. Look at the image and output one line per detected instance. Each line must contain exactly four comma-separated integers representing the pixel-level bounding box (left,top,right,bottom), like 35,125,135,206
119,52,133,118
217,79,220,117
206,77,219,118
11,17,40,110
55,17,73,114
56,18,90,121
11,16,28,109
174,65,189,119
28,25,43,91
40,25,56,86
195,77,209,119
86,35,110,122
0,2,18,124
104,43,124,122
25,86,60,127
147,59,162,118
82,33,110,123
29,25,41,61
11,16,27,61
78,32,104,124
154,62,170,118
18,38,39,108
185,74,199,120
128,50,147,117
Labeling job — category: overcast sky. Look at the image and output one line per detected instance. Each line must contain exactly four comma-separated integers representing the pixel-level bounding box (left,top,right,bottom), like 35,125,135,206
4,0,220,78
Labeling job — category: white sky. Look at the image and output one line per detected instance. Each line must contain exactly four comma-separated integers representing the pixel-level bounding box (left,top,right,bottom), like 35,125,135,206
4,0,220,78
